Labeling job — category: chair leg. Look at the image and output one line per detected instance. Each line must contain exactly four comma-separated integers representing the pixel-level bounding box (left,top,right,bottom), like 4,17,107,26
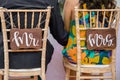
40,74,46,80
76,70,81,80
70,70,76,80
112,69,116,80
65,68,71,80
0,75,3,80
99,73,104,80
33,76,38,80
112,63,116,80
81,73,91,80
76,72,79,80
4,74,8,80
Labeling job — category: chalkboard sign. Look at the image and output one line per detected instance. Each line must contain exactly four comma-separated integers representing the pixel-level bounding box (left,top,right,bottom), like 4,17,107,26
10,28,42,49
86,29,116,50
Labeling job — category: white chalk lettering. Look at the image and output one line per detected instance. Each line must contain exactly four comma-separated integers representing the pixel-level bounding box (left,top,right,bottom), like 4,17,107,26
12,31,39,47
88,34,114,47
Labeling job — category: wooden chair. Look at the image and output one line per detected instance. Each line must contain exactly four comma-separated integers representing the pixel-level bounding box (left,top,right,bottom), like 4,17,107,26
63,7,120,80
0,7,51,80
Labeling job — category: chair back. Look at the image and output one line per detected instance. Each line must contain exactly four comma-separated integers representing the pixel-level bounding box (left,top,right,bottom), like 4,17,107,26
75,7,120,80
0,7,51,80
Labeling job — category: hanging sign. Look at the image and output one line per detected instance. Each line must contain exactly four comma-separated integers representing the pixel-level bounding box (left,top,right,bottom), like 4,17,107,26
86,29,116,50
10,28,42,49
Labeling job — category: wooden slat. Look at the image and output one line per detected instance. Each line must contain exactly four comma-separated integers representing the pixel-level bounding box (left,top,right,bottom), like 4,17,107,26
102,11,106,27
83,12,86,28
17,12,20,28
90,11,92,28
37,12,42,27
96,11,99,28
31,12,34,28
24,12,27,28
10,12,14,28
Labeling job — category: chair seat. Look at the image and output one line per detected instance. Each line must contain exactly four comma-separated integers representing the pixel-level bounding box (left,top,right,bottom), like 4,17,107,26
64,57,110,68
9,68,41,72
64,58,112,73
0,68,41,77
0,68,41,72
63,58,111,73
69,62,110,68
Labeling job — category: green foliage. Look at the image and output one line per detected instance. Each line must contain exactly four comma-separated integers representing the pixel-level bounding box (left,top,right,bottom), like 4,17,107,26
59,0,65,13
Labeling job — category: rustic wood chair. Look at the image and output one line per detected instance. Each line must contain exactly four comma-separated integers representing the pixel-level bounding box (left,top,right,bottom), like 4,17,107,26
63,7,120,80
0,7,51,80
